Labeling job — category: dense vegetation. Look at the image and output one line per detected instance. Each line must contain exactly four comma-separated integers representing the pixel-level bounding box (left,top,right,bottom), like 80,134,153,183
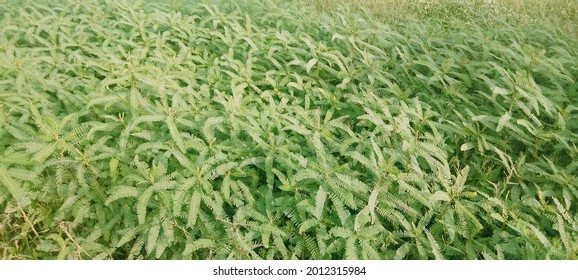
0,0,576,259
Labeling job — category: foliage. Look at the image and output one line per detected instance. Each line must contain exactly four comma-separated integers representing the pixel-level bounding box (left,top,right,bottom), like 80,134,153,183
303,0,578,37
0,0,577,259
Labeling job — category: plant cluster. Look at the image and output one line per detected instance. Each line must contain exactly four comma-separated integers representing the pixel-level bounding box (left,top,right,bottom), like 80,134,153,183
0,0,576,259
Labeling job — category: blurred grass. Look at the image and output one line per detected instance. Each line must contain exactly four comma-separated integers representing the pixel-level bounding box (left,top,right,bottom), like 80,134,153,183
293,0,577,39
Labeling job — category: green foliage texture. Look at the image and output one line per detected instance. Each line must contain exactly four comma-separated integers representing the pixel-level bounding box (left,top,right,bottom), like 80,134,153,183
0,0,577,259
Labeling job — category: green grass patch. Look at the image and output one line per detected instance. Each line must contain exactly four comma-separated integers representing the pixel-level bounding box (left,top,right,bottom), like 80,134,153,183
0,0,577,259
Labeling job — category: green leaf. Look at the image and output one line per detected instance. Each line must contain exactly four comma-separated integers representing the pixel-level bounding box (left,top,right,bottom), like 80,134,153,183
167,115,186,153
329,227,352,238
0,166,31,207
187,191,202,228
394,243,412,260
146,225,161,255
5,168,37,182
116,227,139,248
183,239,215,256
105,186,138,206
137,190,153,225
525,222,552,248
109,158,119,181
460,143,474,151
496,111,511,132
137,181,175,225
278,184,295,192
425,229,444,260
454,165,469,193
345,236,358,260
314,187,327,219
490,213,505,223
306,58,317,73
299,219,318,234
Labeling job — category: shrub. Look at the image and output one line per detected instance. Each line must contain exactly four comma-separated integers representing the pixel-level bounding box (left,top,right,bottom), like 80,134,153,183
0,0,576,259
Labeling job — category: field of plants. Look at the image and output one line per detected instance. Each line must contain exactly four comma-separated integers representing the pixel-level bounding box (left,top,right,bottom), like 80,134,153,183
0,0,577,259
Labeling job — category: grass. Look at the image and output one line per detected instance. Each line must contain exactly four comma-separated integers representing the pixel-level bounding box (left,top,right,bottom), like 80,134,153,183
300,0,578,37
0,0,577,259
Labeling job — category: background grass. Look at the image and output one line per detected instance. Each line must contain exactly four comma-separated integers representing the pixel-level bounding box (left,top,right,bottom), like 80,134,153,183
294,0,577,37
1,0,576,259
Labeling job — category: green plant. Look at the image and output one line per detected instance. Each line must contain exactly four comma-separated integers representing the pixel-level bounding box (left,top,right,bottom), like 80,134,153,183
0,0,576,259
